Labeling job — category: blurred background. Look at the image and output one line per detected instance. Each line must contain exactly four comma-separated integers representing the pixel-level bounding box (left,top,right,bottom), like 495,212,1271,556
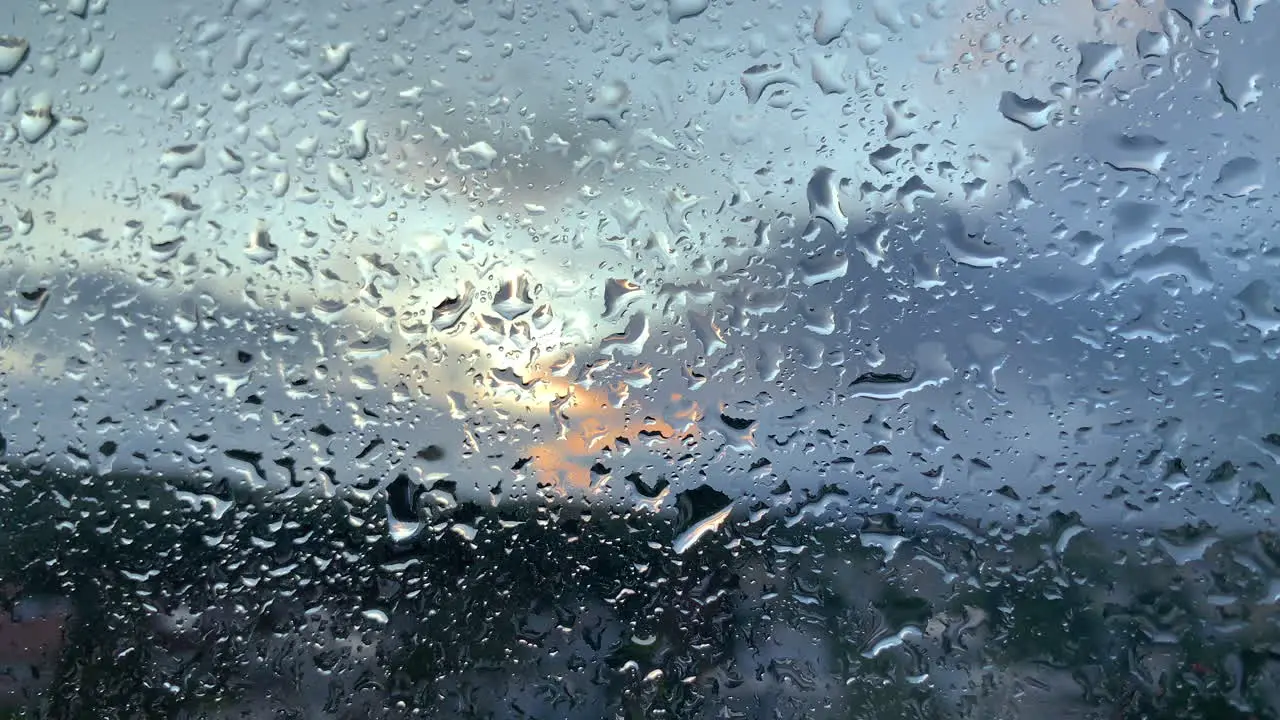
1,0,1279,717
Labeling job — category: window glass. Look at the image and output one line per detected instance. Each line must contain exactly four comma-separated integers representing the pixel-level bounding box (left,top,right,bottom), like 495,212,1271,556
1,0,1278,717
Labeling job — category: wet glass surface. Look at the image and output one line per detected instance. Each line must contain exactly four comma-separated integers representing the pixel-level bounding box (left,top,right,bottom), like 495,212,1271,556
1,0,1279,717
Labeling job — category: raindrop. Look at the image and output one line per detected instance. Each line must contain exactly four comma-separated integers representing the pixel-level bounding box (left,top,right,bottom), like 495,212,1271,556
0,36,29,73
12,286,50,326
1214,156,1264,197
602,278,643,319
998,91,1056,130
432,283,475,332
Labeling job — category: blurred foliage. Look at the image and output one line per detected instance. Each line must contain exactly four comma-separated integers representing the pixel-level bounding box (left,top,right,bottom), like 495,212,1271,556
0,464,1277,719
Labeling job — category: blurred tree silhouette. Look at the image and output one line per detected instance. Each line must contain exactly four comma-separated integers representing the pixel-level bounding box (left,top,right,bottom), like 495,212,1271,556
1,462,1277,719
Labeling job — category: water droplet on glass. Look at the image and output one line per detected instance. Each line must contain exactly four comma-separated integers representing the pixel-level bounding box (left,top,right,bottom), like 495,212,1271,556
998,91,1056,130
0,36,29,74
432,284,475,332
1214,156,1264,197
